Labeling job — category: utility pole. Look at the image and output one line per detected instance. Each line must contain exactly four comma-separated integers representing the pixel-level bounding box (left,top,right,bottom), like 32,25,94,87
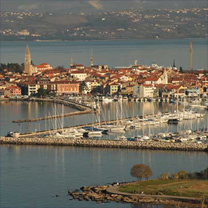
90,49,94,67
190,42,193,73
70,57,73,67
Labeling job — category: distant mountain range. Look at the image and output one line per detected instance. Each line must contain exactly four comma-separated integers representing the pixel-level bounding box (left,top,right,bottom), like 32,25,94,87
1,0,207,13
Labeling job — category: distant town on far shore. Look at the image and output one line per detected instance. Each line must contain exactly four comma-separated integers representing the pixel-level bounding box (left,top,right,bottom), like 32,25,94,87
1,7,208,41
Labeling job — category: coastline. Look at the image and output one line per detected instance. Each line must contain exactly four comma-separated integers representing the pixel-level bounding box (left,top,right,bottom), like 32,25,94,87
67,183,206,208
1,37,207,42
0,137,207,152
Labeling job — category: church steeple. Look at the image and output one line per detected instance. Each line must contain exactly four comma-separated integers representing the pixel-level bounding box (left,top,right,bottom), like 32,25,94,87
163,69,168,84
24,45,32,75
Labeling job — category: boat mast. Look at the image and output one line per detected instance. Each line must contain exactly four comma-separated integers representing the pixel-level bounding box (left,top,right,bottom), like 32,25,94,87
54,104,57,130
62,104,64,132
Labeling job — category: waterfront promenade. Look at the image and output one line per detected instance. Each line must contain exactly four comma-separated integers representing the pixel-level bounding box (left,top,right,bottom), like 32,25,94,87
0,137,207,151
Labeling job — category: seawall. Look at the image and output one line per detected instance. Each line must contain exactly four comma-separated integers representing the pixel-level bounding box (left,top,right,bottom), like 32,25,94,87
0,137,207,151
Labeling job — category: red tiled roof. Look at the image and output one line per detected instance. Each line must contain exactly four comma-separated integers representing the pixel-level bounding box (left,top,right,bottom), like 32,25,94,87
145,76,159,81
142,84,154,87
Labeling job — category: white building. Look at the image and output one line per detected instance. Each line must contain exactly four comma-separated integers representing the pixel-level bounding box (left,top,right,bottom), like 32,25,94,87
138,84,155,98
28,83,40,96
70,71,87,81
145,69,168,85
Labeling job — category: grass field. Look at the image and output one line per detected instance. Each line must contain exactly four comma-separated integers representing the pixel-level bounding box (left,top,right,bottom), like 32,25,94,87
118,179,208,198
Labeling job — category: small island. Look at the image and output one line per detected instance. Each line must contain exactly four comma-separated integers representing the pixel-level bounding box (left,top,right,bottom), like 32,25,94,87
68,165,208,207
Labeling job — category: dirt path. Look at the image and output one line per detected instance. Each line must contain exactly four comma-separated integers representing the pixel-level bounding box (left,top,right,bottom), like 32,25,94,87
106,185,201,202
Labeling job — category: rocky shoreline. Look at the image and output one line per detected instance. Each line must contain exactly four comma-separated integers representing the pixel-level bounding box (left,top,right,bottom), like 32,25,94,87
67,184,204,207
0,137,207,152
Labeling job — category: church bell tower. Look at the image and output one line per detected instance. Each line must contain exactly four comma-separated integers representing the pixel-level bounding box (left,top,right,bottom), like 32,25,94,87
24,45,32,75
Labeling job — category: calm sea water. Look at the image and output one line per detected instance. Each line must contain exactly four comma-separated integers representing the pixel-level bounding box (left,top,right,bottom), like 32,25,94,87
0,101,208,208
0,145,207,208
0,39,207,69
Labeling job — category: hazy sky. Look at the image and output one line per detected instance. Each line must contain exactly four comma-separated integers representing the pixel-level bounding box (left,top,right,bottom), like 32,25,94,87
1,0,207,13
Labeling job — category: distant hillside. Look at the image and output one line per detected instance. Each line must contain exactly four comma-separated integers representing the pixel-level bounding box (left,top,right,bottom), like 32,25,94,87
1,0,207,13
1,7,207,41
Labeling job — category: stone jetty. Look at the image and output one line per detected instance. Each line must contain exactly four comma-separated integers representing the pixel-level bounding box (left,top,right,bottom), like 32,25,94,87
0,137,207,152
12,98,92,123
67,184,204,207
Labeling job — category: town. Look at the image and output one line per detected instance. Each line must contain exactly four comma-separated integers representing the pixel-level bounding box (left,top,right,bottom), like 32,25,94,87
0,44,208,101
1,7,208,41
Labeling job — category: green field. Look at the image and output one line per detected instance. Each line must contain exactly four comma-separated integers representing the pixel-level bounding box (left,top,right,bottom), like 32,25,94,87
118,180,208,198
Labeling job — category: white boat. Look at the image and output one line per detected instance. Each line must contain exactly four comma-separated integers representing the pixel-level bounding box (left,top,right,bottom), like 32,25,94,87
103,97,110,103
88,131,102,137
114,135,126,141
142,136,150,140
110,126,125,133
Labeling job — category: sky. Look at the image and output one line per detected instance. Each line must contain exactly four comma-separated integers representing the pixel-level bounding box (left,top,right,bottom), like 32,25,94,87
0,0,207,13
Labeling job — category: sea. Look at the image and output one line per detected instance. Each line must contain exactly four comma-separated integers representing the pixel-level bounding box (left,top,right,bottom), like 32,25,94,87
0,39,208,69
0,39,208,208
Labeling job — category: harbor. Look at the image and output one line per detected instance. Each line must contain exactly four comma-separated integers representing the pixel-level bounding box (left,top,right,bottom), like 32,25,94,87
3,96,208,149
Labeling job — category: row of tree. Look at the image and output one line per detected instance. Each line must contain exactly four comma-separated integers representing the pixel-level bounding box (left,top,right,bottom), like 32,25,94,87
0,63,24,75
159,168,208,180
130,164,208,181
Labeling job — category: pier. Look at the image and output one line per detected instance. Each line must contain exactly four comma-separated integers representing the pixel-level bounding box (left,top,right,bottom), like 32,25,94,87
12,98,93,123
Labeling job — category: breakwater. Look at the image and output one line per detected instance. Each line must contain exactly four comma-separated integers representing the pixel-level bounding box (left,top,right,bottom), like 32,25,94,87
12,98,92,123
0,137,207,151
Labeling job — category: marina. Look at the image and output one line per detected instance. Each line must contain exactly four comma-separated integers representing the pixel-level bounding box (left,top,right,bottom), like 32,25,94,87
2,96,208,148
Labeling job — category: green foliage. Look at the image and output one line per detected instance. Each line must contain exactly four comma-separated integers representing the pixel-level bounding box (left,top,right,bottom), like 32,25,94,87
80,81,89,94
119,179,208,198
37,88,49,97
159,173,170,180
177,171,188,179
91,85,102,94
0,63,24,75
170,168,208,180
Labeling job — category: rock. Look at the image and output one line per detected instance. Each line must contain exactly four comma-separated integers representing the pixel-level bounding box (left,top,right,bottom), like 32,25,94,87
68,191,72,195
77,196,84,201
86,186,93,191
80,186,87,191
83,195,90,201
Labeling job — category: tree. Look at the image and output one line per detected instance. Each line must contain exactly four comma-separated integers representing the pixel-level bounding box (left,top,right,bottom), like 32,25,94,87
159,173,170,180
178,170,188,179
130,164,152,181
80,81,89,94
172,173,179,180
55,65,66,72
143,165,153,180
37,88,49,97
91,85,102,94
